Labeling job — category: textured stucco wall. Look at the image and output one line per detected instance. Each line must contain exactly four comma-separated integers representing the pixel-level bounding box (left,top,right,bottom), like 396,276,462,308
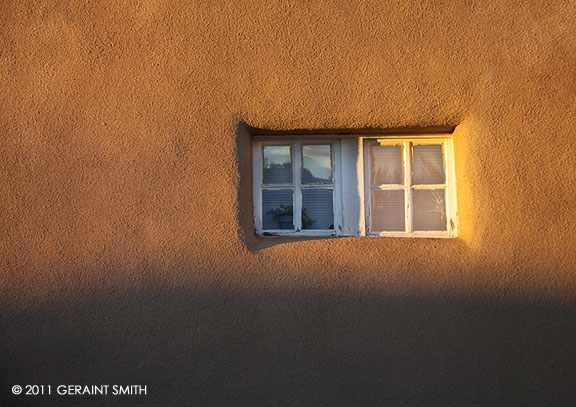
1,1,576,406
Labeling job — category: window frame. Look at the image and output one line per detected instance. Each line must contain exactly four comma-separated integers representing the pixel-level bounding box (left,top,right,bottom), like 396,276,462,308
251,133,458,239
252,138,342,237
362,135,458,238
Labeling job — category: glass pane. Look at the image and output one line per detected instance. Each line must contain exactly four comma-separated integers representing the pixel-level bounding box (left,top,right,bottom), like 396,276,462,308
302,189,334,230
302,145,332,184
413,189,447,231
412,145,445,185
263,146,292,184
262,189,293,230
371,145,403,185
370,190,405,232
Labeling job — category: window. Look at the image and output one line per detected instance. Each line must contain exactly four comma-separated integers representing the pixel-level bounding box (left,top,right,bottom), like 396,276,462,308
364,138,457,237
253,134,457,238
252,139,341,236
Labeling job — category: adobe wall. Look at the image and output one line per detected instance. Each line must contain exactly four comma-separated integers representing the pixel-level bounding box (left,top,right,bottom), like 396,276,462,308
1,1,575,405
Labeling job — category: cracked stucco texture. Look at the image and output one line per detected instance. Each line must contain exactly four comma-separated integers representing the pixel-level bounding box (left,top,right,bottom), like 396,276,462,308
1,1,576,406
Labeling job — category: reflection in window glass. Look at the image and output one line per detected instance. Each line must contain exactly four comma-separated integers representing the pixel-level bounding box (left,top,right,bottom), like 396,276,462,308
302,189,334,229
263,146,292,184
412,145,445,185
302,145,332,184
371,145,403,185
413,189,446,231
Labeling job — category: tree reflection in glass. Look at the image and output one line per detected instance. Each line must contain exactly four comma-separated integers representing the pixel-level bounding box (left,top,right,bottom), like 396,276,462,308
302,145,332,184
263,146,292,184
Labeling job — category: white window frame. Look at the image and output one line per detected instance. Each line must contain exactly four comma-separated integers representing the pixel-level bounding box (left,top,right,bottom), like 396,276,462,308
252,133,458,238
363,135,458,238
252,138,342,237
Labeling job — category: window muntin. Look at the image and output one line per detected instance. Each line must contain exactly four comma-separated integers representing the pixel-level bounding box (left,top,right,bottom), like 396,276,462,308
254,139,340,236
364,137,456,237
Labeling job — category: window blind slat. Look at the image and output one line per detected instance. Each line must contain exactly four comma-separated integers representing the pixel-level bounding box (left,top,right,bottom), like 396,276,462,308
302,189,334,230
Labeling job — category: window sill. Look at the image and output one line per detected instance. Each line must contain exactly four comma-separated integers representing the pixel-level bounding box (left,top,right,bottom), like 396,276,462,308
258,230,337,237
369,231,457,238
256,231,457,238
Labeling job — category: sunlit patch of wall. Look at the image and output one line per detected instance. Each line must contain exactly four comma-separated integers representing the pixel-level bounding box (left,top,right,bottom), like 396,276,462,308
451,120,477,246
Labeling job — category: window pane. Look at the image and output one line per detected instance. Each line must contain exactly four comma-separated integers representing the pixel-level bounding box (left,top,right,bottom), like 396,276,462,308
302,189,334,230
263,146,292,184
262,189,293,230
412,145,445,185
302,145,332,184
370,190,405,232
371,145,403,185
413,189,447,231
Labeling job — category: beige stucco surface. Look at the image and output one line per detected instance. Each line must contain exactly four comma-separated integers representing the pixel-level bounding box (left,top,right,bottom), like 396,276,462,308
1,1,576,405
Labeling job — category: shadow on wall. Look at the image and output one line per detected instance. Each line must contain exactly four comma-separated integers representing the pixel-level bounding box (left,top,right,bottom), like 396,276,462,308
2,284,576,407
